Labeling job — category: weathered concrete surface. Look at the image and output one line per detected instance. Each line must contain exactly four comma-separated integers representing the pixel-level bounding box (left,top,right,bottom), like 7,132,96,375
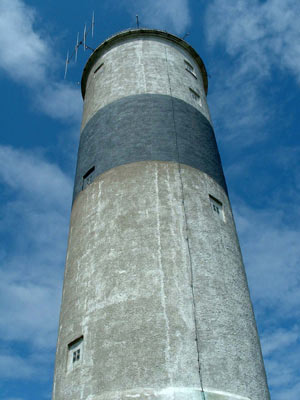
73,94,226,202
52,30,270,400
179,166,270,400
81,387,251,400
81,34,211,131
52,162,269,400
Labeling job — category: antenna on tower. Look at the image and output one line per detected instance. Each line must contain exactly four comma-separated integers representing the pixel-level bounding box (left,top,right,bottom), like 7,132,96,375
75,32,79,63
83,23,87,51
92,11,95,38
64,50,69,80
182,32,190,40
136,15,139,29
64,12,96,79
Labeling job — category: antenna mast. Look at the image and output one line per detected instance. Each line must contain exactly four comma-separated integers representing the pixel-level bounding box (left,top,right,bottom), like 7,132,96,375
64,12,95,79
92,11,95,37
64,50,69,79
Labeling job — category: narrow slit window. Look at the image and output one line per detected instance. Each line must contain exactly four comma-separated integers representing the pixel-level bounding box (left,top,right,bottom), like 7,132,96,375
209,195,224,221
189,88,202,105
94,63,103,75
73,349,80,363
184,60,197,79
83,166,95,189
67,336,83,372
184,60,194,72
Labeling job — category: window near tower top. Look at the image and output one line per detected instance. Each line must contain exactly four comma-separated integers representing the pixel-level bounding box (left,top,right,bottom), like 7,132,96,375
94,63,104,75
189,88,202,105
184,60,194,71
82,166,95,189
67,336,83,373
209,195,224,221
184,60,197,79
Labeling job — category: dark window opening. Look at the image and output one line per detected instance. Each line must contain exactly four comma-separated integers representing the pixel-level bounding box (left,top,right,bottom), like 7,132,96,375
184,60,194,71
189,88,201,103
73,349,80,363
83,166,95,179
213,204,220,214
209,195,224,221
68,336,83,370
185,60,197,79
68,335,84,349
94,63,104,74
186,69,197,79
83,166,95,189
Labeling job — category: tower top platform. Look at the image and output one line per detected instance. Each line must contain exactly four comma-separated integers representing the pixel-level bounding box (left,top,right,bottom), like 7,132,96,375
81,28,208,99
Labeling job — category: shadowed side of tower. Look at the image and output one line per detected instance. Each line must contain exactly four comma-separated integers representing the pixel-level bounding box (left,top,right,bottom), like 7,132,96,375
52,30,270,400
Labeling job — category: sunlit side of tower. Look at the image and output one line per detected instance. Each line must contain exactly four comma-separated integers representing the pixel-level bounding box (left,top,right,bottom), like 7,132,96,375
52,29,270,400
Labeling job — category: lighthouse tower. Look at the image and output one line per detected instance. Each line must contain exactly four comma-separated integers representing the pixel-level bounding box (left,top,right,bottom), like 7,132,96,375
52,29,270,400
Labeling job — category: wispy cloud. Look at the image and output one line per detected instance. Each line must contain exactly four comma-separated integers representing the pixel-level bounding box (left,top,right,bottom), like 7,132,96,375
0,0,49,85
261,327,300,399
0,146,72,380
37,82,82,123
205,1,300,389
3,398,25,400
205,0,300,145
122,0,191,34
0,354,37,380
233,199,300,399
0,0,81,123
0,146,71,207
261,327,299,358
206,0,300,82
235,203,300,319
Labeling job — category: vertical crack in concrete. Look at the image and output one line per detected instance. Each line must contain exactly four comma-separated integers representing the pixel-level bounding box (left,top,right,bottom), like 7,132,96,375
164,46,206,399
154,163,173,388
135,40,146,94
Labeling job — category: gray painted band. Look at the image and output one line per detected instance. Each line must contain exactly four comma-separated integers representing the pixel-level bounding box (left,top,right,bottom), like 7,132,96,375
73,94,227,202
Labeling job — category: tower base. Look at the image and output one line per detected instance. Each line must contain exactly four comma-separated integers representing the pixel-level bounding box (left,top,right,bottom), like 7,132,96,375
87,387,251,400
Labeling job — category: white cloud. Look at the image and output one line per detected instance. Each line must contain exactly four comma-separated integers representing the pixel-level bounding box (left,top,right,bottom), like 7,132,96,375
0,279,61,348
235,203,300,319
205,0,300,145
0,146,72,352
261,327,300,399
0,0,49,85
0,354,37,379
233,198,300,399
37,82,82,123
3,398,25,400
0,0,81,122
40,82,81,123
261,327,299,358
0,146,71,207
0,348,54,383
206,69,270,145
206,0,300,82
122,0,191,34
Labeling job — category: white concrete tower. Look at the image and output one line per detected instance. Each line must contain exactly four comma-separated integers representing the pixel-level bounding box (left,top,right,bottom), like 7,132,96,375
52,30,270,400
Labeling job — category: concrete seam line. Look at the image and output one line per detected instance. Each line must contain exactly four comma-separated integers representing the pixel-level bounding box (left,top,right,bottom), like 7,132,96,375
164,45,206,399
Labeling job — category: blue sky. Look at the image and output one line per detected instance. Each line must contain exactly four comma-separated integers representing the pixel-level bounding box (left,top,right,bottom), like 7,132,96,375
0,0,299,399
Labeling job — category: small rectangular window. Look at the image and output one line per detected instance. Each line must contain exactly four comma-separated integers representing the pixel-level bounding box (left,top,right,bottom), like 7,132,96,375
184,60,194,72
72,349,80,363
67,336,83,372
189,88,202,105
209,195,224,221
82,166,95,189
184,60,197,79
94,63,103,74
186,69,197,79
